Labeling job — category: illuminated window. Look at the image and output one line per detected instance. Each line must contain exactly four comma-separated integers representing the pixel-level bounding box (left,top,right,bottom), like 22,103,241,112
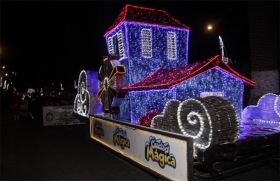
108,37,114,54
167,31,177,60
107,31,125,59
117,31,125,59
141,28,152,58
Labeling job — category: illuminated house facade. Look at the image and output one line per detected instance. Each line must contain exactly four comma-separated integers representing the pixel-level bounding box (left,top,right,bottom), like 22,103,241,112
104,4,190,85
99,4,255,124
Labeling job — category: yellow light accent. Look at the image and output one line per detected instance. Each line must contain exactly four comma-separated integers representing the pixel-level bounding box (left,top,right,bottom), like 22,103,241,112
98,88,105,98
90,116,189,181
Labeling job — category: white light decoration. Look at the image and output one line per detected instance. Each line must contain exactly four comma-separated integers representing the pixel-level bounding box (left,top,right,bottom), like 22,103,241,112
177,98,212,150
117,30,125,59
200,92,224,98
74,80,77,89
3,80,6,89
241,93,280,128
177,97,239,150
275,96,280,118
253,119,280,125
108,36,114,54
60,83,64,91
6,84,9,90
167,31,177,60
0,76,2,87
141,28,152,58
74,70,90,117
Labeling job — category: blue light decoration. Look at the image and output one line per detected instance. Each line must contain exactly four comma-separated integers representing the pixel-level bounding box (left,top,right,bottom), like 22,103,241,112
239,93,280,140
104,4,190,86
97,4,255,125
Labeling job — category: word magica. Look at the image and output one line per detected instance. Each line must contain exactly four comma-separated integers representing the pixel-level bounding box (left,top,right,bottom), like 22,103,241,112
94,121,104,138
113,126,130,149
145,136,176,168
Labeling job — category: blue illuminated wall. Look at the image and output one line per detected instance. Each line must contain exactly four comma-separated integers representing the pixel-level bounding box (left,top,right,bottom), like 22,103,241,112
128,89,175,124
105,22,189,85
175,68,244,118
112,68,244,123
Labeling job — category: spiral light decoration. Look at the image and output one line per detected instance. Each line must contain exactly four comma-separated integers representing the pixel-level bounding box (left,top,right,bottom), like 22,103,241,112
177,96,239,150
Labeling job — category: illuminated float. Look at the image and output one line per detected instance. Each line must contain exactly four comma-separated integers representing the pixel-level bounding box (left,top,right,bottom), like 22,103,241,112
73,4,279,180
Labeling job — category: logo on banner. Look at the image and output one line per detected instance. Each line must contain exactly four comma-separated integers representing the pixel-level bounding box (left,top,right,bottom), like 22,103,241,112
45,112,54,122
113,126,130,149
94,121,104,138
145,136,176,169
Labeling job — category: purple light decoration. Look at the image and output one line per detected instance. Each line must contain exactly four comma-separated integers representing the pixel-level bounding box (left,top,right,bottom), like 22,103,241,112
241,93,280,125
112,67,244,124
105,21,189,85
239,93,280,140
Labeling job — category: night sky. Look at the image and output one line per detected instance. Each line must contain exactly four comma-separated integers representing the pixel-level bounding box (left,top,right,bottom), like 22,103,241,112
1,1,250,93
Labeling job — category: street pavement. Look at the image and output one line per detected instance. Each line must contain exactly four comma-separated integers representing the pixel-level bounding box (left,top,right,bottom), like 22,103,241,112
1,110,279,181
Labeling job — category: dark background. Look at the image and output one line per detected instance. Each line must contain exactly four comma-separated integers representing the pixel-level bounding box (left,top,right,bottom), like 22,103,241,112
0,1,250,93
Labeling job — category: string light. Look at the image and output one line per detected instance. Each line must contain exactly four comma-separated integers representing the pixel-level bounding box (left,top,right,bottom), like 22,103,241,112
167,31,177,60
241,93,280,129
141,28,152,58
200,92,224,98
117,31,126,59
108,36,114,54
104,4,190,37
74,70,103,117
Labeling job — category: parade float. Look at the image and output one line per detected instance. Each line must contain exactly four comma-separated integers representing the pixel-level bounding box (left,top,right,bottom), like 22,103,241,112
73,4,280,180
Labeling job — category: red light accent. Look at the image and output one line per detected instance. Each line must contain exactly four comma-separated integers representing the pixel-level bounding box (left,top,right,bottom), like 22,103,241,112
122,55,255,91
138,109,162,127
104,4,190,37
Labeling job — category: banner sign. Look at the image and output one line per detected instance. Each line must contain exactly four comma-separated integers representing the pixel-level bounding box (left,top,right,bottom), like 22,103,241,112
90,116,193,181
43,106,85,126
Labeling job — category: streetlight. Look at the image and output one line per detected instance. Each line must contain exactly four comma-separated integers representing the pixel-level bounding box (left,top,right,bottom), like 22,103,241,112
5,73,8,76
2,66,5,69
207,25,213,30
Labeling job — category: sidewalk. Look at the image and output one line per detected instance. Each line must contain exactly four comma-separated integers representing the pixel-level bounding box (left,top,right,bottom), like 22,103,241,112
1,110,279,180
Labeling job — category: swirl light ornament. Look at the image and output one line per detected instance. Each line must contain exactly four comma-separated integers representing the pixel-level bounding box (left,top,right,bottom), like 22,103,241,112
177,97,239,150
98,55,126,114
74,70,90,117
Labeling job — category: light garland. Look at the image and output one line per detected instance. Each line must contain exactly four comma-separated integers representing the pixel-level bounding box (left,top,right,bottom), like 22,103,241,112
117,30,126,59
167,31,177,60
74,70,103,117
108,36,114,54
253,119,280,125
177,98,212,150
0,76,2,87
274,96,280,118
104,4,190,37
141,28,152,58
200,92,224,98
241,93,280,130
105,20,189,85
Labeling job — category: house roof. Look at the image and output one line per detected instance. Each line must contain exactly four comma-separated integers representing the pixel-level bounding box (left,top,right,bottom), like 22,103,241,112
104,4,190,37
122,55,256,91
